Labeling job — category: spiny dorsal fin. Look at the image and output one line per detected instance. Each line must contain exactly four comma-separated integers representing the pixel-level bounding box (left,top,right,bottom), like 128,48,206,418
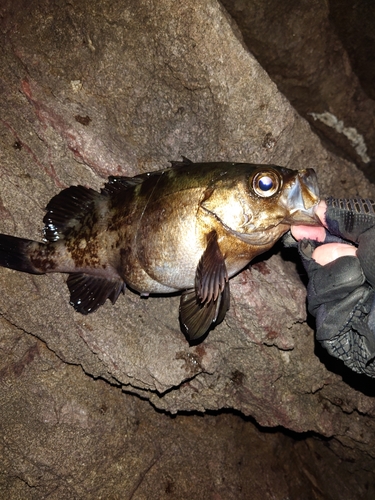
67,273,125,314
43,185,103,242
103,159,194,196
102,176,143,195
179,230,230,341
169,156,194,168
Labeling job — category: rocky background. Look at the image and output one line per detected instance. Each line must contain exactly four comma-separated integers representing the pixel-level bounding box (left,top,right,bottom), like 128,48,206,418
0,0,374,498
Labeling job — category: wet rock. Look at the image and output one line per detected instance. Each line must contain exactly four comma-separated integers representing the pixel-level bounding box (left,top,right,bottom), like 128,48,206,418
221,0,375,180
0,0,375,496
1,322,375,499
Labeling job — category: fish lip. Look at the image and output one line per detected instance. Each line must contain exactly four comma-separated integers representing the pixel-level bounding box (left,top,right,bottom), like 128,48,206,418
285,208,322,226
280,168,321,226
224,222,290,245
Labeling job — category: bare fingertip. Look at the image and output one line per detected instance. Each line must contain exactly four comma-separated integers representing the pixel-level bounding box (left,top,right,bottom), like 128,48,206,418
317,200,327,225
312,243,357,266
291,225,326,242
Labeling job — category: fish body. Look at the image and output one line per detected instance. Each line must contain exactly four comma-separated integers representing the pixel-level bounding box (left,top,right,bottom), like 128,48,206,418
0,159,320,340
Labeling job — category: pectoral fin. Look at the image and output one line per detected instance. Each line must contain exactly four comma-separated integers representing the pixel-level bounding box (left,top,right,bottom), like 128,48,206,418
179,230,229,341
67,273,125,314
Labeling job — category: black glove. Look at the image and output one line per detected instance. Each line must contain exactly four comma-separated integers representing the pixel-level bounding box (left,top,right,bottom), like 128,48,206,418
297,197,375,377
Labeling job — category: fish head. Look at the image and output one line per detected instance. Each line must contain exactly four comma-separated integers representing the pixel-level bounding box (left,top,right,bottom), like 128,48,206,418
260,166,320,225
200,164,320,246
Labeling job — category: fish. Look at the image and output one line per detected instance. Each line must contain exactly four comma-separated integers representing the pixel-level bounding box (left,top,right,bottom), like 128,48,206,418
0,158,320,341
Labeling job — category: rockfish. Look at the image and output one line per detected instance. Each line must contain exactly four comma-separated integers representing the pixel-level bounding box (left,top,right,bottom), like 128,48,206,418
0,158,320,340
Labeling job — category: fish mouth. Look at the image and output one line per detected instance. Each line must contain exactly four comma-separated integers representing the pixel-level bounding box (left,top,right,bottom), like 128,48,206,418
280,168,321,226
216,168,321,246
206,166,321,246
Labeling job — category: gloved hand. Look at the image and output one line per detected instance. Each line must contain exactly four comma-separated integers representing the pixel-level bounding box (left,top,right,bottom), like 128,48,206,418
290,197,375,377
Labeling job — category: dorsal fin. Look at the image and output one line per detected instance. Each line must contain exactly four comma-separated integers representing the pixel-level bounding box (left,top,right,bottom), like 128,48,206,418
102,176,143,195
169,156,194,168
43,185,103,242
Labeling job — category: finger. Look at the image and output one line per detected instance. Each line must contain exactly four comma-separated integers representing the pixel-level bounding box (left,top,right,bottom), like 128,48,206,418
290,200,327,242
315,200,327,227
291,225,326,241
312,242,357,266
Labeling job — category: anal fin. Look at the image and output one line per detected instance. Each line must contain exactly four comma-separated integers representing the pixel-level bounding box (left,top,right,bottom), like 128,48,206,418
67,273,125,314
179,230,230,341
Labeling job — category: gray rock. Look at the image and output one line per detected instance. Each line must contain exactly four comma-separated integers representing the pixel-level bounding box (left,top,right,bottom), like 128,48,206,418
222,0,375,179
1,0,375,495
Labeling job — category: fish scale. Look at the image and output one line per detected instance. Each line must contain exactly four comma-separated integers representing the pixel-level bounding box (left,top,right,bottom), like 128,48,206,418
0,159,320,341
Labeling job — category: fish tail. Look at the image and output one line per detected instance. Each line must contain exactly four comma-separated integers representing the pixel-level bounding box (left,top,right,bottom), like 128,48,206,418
0,234,45,274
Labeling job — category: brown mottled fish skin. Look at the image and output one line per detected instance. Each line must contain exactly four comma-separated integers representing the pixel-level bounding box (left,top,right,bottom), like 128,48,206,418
0,159,320,341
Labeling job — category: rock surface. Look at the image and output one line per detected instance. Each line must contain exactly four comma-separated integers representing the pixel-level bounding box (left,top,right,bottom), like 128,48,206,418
222,0,375,180
1,0,375,497
2,324,374,499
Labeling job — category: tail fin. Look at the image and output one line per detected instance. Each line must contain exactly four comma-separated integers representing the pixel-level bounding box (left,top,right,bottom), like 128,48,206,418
0,234,44,274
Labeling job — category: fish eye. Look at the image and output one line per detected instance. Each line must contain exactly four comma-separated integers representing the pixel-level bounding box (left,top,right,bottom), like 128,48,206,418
252,171,281,198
